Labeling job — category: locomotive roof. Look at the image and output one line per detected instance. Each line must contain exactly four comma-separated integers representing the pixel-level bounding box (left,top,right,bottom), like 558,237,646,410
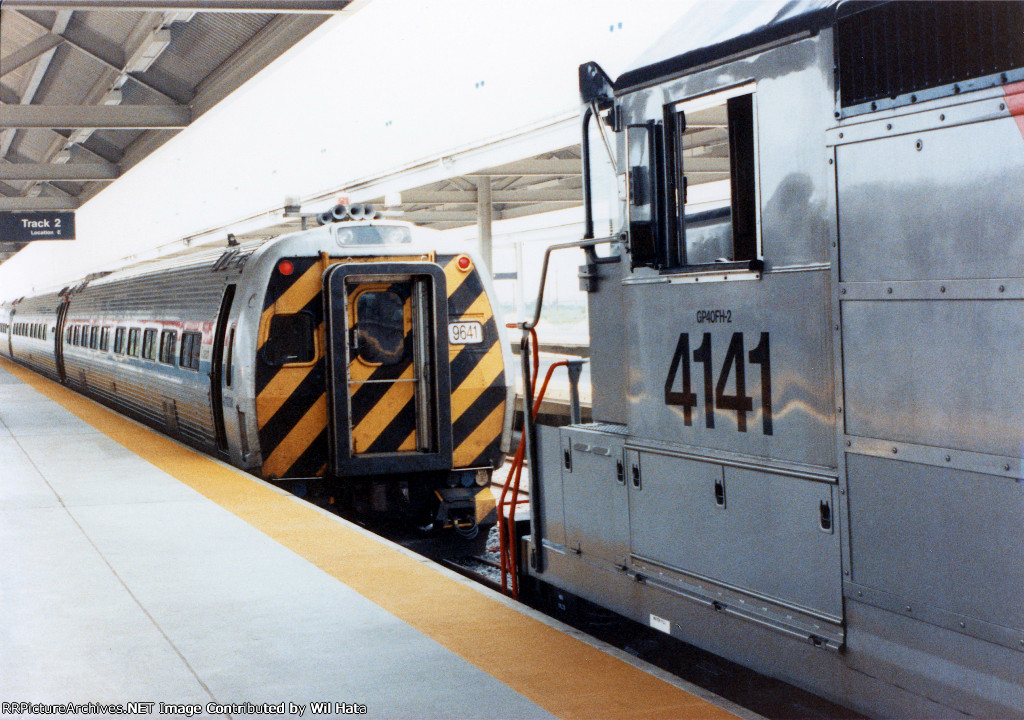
615,0,847,92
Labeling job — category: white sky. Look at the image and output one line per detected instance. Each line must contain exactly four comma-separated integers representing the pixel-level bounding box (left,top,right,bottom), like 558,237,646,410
0,0,695,299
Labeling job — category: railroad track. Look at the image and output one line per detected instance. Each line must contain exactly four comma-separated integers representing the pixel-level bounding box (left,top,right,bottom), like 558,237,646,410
439,555,504,594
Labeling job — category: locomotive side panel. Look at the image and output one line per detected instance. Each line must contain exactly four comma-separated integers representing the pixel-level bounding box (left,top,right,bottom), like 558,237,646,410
613,34,837,468
837,107,1024,283
834,75,1024,684
623,271,834,467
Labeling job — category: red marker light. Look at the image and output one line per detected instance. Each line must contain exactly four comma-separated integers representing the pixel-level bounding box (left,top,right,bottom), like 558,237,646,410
278,260,294,276
456,255,472,271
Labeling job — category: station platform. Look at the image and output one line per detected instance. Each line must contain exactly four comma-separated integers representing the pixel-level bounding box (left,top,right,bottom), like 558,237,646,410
0,358,756,720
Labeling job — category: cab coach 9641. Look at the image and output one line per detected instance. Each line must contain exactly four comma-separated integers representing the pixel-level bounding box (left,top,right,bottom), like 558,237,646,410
1,210,513,531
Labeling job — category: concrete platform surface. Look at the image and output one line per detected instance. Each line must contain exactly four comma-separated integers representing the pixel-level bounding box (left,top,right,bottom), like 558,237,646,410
0,359,754,720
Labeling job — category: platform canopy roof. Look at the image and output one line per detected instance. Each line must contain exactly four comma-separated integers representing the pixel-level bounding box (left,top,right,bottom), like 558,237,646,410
161,111,587,252
0,0,353,262
218,146,586,243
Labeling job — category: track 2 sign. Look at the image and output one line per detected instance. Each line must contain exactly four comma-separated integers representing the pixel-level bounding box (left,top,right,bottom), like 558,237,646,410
0,212,76,242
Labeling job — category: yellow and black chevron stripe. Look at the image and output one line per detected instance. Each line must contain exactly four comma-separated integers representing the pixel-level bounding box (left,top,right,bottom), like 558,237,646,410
438,254,506,470
255,254,330,479
255,253,506,480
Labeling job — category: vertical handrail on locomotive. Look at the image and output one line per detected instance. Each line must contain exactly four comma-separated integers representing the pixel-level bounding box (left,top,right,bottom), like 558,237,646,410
513,64,621,577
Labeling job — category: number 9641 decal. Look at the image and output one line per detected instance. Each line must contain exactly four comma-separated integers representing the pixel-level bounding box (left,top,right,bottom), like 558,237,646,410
664,331,772,435
448,321,483,345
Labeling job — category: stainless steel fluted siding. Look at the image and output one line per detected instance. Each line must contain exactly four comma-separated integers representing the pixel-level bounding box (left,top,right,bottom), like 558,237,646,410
8,291,62,381
63,261,234,453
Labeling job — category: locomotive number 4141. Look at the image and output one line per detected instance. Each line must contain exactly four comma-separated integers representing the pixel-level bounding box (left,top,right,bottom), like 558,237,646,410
664,332,773,435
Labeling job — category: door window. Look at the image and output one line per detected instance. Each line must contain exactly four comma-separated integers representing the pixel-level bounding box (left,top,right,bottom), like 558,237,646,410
355,291,406,365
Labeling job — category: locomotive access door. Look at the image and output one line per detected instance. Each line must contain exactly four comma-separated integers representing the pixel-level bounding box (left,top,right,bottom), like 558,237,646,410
323,262,451,476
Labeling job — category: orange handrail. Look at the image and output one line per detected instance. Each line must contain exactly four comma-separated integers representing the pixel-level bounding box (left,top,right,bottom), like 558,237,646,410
497,325,538,597
497,327,567,599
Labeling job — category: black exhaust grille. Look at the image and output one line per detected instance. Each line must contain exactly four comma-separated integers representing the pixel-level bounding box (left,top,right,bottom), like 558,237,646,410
837,1,1024,109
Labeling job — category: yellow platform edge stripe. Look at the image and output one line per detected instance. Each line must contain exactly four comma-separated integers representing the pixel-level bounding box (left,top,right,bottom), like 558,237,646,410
0,357,741,720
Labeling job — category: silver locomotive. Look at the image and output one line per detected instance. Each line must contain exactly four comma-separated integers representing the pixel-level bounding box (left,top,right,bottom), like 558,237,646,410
517,2,1024,716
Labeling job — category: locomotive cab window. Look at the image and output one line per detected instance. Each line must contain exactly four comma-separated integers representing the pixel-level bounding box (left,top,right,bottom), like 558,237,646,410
354,291,406,366
673,85,758,269
263,313,315,366
627,83,759,272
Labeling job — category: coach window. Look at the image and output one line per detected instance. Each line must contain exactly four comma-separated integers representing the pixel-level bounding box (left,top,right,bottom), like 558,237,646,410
90,326,99,349
354,291,406,366
142,329,157,360
672,84,758,269
114,327,125,354
263,313,315,366
159,330,177,365
127,328,141,357
180,331,202,370
73,325,81,346
100,328,110,352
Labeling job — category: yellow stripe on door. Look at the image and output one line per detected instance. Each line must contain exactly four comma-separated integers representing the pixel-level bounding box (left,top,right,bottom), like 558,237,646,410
349,365,415,453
